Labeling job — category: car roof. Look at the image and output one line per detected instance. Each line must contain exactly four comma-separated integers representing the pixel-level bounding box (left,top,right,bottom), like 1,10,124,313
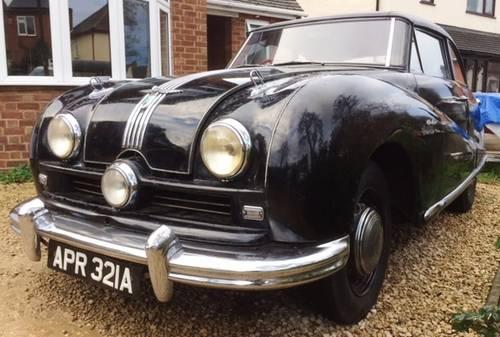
252,11,452,41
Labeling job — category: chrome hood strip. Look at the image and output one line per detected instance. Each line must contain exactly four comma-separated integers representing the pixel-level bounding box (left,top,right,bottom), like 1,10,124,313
121,70,233,150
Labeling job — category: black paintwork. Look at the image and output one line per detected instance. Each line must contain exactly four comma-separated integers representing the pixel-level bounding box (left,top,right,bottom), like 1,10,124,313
31,13,484,246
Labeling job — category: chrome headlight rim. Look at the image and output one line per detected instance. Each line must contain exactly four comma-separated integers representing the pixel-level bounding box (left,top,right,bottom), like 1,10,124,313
101,161,139,209
200,118,251,180
47,113,82,159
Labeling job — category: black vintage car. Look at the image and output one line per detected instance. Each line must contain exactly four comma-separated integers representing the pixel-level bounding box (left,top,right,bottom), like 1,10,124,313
10,12,486,323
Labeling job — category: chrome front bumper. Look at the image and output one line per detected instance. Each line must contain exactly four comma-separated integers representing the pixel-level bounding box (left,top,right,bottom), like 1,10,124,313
9,198,350,302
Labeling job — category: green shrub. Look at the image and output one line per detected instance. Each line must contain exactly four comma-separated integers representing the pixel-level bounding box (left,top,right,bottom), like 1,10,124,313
479,163,500,185
0,165,33,184
451,306,500,337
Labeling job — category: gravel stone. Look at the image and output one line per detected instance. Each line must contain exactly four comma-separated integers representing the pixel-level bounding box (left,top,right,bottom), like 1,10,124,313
0,182,499,336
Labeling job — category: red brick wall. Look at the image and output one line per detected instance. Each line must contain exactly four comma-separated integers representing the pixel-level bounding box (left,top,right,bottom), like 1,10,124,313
0,87,68,170
230,14,284,57
171,0,208,75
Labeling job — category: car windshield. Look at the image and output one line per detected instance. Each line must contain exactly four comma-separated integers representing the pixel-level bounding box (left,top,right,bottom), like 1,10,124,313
230,18,410,68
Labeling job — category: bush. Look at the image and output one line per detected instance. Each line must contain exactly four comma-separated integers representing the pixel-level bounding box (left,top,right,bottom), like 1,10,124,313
479,163,500,185
0,165,33,184
451,305,500,337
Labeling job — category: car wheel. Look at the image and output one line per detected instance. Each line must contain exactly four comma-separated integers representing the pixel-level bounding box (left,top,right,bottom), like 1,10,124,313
449,178,476,213
313,162,391,324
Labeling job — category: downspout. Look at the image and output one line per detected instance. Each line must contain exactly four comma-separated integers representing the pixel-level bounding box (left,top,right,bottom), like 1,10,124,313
376,0,380,11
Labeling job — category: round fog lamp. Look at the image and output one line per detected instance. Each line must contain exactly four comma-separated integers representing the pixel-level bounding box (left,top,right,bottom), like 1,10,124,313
101,162,138,208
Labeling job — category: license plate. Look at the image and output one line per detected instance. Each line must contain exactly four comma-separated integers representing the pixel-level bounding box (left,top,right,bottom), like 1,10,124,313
47,240,144,296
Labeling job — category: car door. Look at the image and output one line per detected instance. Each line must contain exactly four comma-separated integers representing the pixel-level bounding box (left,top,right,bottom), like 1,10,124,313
412,28,476,199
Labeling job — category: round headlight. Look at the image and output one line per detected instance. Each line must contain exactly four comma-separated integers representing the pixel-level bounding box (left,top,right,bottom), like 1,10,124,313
200,119,251,179
47,114,81,159
101,162,138,208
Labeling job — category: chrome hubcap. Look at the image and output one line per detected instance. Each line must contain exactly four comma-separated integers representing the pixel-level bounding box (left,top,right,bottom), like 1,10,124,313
354,207,384,276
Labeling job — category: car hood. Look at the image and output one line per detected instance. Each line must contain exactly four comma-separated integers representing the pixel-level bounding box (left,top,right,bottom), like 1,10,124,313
84,68,312,173
81,66,412,175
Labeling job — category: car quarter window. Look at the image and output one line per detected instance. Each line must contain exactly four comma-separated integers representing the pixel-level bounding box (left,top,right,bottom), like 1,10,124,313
448,42,467,85
414,29,450,79
410,35,423,73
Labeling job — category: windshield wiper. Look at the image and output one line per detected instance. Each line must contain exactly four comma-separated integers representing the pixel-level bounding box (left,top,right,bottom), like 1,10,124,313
272,61,326,66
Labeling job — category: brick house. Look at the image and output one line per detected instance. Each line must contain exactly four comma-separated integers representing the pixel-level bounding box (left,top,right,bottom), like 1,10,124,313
0,0,304,170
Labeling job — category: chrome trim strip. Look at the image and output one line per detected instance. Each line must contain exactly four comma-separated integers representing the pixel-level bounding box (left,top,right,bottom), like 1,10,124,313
134,93,165,148
121,70,232,151
385,18,396,67
424,155,487,221
122,94,150,148
128,95,159,148
10,198,350,298
150,202,231,216
227,34,252,68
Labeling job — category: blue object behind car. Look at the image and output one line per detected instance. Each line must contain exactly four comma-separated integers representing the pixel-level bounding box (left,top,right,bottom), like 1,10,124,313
473,92,500,131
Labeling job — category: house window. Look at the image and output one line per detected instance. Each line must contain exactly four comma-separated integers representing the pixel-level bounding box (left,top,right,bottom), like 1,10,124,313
17,16,36,36
0,0,171,84
68,0,112,77
124,0,151,78
159,7,171,76
2,1,53,76
487,61,500,92
246,19,269,35
467,0,495,16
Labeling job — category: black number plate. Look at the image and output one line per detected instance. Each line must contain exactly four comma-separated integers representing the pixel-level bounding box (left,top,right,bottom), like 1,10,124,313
47,240,144,296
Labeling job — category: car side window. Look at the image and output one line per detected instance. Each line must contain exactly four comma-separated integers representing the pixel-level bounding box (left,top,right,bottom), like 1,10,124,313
410,36,423,73
448,43,466,85
415,30,450,79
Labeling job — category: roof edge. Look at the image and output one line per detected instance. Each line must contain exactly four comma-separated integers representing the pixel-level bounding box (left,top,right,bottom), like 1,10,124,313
251,11,451,40
207,0,306,19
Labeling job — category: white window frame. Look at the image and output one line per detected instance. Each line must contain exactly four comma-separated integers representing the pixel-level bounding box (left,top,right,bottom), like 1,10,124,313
17,16,36,36
157,1,173,77
0,0,172,86
245,19,269,34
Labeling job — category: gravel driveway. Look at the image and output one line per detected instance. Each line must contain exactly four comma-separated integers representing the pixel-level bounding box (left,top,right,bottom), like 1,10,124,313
1,183,499,337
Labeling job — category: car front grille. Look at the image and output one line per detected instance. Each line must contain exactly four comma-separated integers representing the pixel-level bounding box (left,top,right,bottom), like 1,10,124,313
48,174,236,226
151,189,232,217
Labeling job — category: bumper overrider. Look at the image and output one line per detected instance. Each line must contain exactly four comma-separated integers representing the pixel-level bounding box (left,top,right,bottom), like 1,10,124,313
9,198,350,302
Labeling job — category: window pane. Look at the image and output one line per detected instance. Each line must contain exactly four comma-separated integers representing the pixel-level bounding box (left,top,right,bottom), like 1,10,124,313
390,20,410,66
415,30,448,78
487,62,500,92
410,39,422,73
233,19,402,67
467,0,483,12
69,0,111,77
123,0,150,78
464,59,475,90
449,45,465,84
3,0,53,76
26,16,35,34
17,17,26,35
160,9,170,76
485,0,494,14
476,62,485,91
